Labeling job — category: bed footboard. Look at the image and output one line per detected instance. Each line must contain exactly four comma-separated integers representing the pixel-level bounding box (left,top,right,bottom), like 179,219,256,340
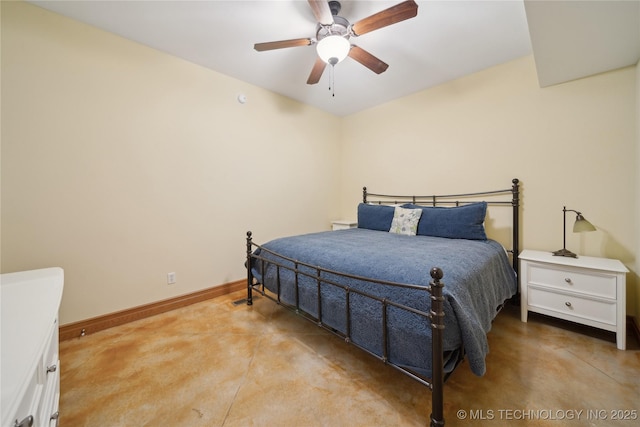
245,231,447,427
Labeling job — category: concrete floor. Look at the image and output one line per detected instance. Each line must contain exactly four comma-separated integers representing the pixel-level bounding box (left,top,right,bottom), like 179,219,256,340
59,290,639,426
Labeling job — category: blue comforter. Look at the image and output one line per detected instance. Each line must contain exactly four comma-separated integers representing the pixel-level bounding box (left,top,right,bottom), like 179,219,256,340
251,228,517,376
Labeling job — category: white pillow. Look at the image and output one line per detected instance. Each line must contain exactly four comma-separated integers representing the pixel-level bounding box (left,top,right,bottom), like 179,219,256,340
389,206,422,236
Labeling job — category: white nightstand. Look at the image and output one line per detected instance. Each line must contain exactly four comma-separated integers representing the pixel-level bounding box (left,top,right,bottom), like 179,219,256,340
331,220,357,231
519,249,628,350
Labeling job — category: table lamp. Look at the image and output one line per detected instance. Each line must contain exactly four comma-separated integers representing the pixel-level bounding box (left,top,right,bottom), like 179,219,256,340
552,206,596,258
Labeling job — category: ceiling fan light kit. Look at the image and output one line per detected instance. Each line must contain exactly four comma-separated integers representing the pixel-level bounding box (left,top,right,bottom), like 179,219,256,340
316,35,350,64
254,0,418,88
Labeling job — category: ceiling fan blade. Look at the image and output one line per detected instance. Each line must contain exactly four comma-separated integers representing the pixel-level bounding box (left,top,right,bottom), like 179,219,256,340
308,0,334,25
348,46,389,74
307,57,327,85
254,38,313,52
351,0,418,36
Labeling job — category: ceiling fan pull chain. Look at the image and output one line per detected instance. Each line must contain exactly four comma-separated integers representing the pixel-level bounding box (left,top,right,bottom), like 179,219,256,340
330,64,335,97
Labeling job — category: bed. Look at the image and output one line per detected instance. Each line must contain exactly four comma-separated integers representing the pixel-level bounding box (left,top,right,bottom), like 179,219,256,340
245,179,520,427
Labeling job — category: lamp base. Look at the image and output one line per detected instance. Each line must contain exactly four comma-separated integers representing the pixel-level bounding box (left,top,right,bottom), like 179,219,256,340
552,248,578,258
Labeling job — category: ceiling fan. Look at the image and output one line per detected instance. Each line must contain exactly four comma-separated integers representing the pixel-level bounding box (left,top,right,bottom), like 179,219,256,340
254,0,419,85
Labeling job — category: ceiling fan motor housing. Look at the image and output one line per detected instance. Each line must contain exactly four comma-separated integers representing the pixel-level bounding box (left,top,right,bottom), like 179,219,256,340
316,15,350,42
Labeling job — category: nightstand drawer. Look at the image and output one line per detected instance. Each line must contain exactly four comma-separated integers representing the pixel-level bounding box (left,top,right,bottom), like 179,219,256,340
528,287,616,326
528,263,616,300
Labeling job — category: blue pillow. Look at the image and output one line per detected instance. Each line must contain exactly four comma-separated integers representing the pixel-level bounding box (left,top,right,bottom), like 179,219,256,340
357,203,395,231
402,202,488,240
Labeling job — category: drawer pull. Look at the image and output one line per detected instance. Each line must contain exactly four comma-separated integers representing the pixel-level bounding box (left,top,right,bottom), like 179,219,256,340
47,364,57,374
14,415,33,427
564,278,572,283
565,301,572,308
51,411,60,427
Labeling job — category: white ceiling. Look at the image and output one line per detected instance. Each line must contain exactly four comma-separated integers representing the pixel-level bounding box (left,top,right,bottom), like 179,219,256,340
28,1,640,117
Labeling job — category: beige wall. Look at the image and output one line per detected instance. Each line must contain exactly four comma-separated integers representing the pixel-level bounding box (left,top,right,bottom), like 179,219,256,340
2,2,638,325
340,56,637,317
1,1,342,325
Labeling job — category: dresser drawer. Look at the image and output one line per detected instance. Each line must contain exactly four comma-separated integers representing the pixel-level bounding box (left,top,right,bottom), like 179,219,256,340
528,287,616,326
528,263,616,299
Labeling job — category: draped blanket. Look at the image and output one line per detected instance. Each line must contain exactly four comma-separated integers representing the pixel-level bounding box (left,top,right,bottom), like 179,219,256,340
250,228,517,376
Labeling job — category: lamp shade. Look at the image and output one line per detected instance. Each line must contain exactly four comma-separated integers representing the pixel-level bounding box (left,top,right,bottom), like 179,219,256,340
573,214,596,233
316,35,350,64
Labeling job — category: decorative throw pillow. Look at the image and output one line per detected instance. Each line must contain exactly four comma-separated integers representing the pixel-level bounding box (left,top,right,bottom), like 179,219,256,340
389,206,422,236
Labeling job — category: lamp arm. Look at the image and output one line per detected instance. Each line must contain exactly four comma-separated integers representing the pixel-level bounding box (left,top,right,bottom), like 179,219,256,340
562,206,567,250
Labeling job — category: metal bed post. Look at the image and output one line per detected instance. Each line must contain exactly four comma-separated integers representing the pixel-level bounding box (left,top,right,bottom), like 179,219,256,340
511,178,520,276
246,231,253,306
429,267,445,427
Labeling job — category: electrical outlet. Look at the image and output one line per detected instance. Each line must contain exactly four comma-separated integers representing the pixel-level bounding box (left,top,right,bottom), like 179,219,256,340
167,272,176,285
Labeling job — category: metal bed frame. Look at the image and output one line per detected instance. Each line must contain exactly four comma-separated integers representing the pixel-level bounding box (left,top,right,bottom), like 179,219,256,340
245,178,520,427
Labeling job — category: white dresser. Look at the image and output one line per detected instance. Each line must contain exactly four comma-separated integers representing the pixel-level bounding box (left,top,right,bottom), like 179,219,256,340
519,250,627,350
1,268,64,427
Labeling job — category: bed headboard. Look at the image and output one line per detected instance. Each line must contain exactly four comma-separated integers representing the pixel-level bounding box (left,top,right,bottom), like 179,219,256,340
362,178,520,275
